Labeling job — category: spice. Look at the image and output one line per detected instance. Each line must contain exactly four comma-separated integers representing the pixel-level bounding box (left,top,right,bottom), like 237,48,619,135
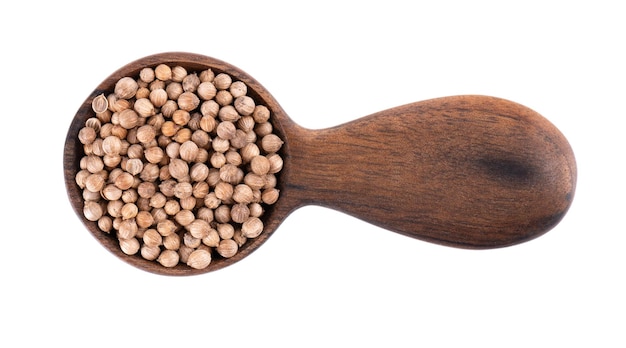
76,65,284,270
91,94,109,114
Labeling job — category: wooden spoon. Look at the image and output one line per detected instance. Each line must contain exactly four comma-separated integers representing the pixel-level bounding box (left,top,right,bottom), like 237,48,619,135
63,52,577,276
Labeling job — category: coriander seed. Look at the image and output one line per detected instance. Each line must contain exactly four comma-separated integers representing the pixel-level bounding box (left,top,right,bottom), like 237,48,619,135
186,249,211,269
76,63,285,270
114,77,139,100
217,239,238,258
157,249,180,268
92,93,109,114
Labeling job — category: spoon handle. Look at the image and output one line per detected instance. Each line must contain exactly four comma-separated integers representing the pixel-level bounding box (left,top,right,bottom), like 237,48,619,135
282,95,576,248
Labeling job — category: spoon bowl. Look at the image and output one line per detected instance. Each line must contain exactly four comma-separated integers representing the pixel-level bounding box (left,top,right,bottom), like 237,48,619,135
64,52,577,276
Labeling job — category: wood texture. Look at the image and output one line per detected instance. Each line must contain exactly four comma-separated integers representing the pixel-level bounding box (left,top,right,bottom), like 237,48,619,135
64,52,577,276
279,96,576,248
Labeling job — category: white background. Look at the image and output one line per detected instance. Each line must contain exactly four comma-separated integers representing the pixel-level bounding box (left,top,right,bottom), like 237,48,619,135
2,1,624,347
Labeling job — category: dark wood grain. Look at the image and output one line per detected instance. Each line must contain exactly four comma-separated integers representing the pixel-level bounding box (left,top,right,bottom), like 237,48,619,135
279,96,576,248
64,52,576,276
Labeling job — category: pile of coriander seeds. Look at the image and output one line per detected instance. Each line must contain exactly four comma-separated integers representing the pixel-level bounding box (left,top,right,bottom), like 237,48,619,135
75,64,283,269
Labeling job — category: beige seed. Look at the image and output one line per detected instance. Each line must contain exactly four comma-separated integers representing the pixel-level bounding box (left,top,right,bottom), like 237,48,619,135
134,98,156,117
183,232,201,248
135,86,150,99
197,207,214,223
219,164,243,184
252,105,270,123
249,202,264,217
83,189,101,201
250,156,270,175
199,69,215,82
114,77,139,99
78,126,97,145
214,182,234,201
172,128,192,143
85,155,104,173
267,153,284,174
136,125,156,143
179,140,199,162
166,82,183,100
225,151,242,166
92,93,109,113
254,122,273,137
163,233,181,250
182,73,201,92
161,100,178,117
202,229,220,247
144,146,164,164
119,238,140,255
155,64,172,81
242,217,264,238
139,67,155,83
192,181,210,199
180,196,197,211
86,117,102,132
118,109,139,129
168,158,189,180
214,205,231,223
232,184,254,204
172,109,191,126
243,173,265,190
121,202,138,220
157,249,180,268
231,203,250,224
217,223,235,240
262,188,280,204
174,182,193,199
200,100,220,118
98,216,113,233
157,220,177,237
125,158,144,176
102,184,123,201
189,163,209,182
203,192,221,209
213,73,232,90
143,228,163,247
107,200,123,218
171,65,187,82
210,152,226,168
136,211,154,229
117,219,138,239
216,121,237,139
188,219,211,239
211,136,230,153
102,135,123,155
187,249,211,269
233,229,247,247
83,201,104,221
175,209,195,226
152,208,168,223
149,192,167,208
164,199,180,215
261,134,284,153
137,181,156,198
229,81,247,98
217,239,238,258
178,92,200,111
234,96,255,116
149,88,168,107
241,143,260,163
85,173,106,192
141,244,161,261
217,105,239,122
